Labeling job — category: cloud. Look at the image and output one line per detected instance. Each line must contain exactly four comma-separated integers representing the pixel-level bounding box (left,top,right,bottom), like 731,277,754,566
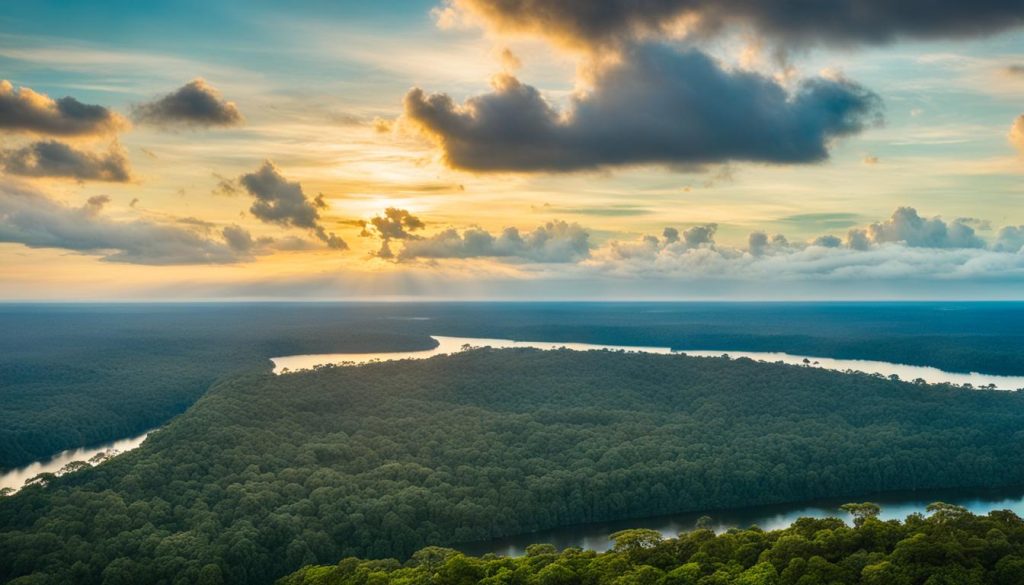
604,223,719,261
369,207,425,240
241,161,321,228
0,183,251,264
1009,114,1024,153
0,140,131,182
211,172,240,196
359,207,426,258
239,161,347,250
405,44,880,172
994,226,1024,253
222,224,322,255
811,235,843,248
397,220,591,262
748,231,789,256
846,207,985,250
133,79,242,128
588,238,1024,284
441,0,1024,49
500,47,522,71
0,80,125,136
682,224,717,247
584,208,1024,283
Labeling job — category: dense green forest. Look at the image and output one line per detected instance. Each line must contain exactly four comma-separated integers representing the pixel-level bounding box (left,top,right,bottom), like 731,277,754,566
282,505,1024,585
0,304,435,469
3,349,1024,584
4,302,1024,469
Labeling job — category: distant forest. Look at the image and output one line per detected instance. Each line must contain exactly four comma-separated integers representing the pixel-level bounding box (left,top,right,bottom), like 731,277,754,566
283,505,1024,585
3,349,1024,584
3,302,1024,470
0,304,435,469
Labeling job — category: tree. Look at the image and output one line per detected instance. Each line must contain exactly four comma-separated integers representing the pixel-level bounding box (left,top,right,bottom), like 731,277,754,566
198,564,225,585
840,502,881,527
926,502,969,524
610,529,663,553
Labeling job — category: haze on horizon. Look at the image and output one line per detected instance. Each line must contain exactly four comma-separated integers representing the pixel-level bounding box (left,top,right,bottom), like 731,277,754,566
2,0,1024,301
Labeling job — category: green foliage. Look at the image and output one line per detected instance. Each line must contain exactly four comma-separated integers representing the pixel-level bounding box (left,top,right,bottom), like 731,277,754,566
5,301,1024,470
4,349,1024,584
840,503,881,527
0,304,436,469
280,509,1024,585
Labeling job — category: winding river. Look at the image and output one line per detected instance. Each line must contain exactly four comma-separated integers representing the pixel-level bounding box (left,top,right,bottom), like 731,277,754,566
5,335,1024,553
271,335,1024,391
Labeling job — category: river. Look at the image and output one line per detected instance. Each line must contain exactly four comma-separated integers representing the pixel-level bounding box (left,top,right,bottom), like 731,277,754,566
0,428,156,493
456,486,1024,556
7,334,1024,550
271,335,1024,390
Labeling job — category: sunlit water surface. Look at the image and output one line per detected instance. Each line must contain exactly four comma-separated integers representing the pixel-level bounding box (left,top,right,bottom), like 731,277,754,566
0,429,155,492
272,335,1024,390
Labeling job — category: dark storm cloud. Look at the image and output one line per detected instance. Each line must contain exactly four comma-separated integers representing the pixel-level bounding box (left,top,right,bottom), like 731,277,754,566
445,0,1024,48
0,141,132,182
0,183,250,264
405,44,880,172
133,79,242,128
0,80,125,136
239,161,347,250
398,220,591,262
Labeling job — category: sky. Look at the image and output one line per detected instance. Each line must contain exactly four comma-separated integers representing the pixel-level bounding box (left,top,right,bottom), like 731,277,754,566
1,0,1024,300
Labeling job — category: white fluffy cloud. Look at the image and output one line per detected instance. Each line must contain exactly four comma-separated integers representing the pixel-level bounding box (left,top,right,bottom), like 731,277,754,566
398,220,591,262
846,207,984,250
586,240,1024,282
580,207,1022,283
386,207,1021,284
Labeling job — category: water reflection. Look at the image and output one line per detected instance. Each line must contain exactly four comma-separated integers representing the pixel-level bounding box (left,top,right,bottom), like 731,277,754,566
457,487,1024,557
0,429,155,493
272,335,1024,390
682,350,1024,390
270,335,673,374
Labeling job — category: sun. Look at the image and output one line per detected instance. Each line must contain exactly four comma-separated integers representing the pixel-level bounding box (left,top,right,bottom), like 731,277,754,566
330,194,430,219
